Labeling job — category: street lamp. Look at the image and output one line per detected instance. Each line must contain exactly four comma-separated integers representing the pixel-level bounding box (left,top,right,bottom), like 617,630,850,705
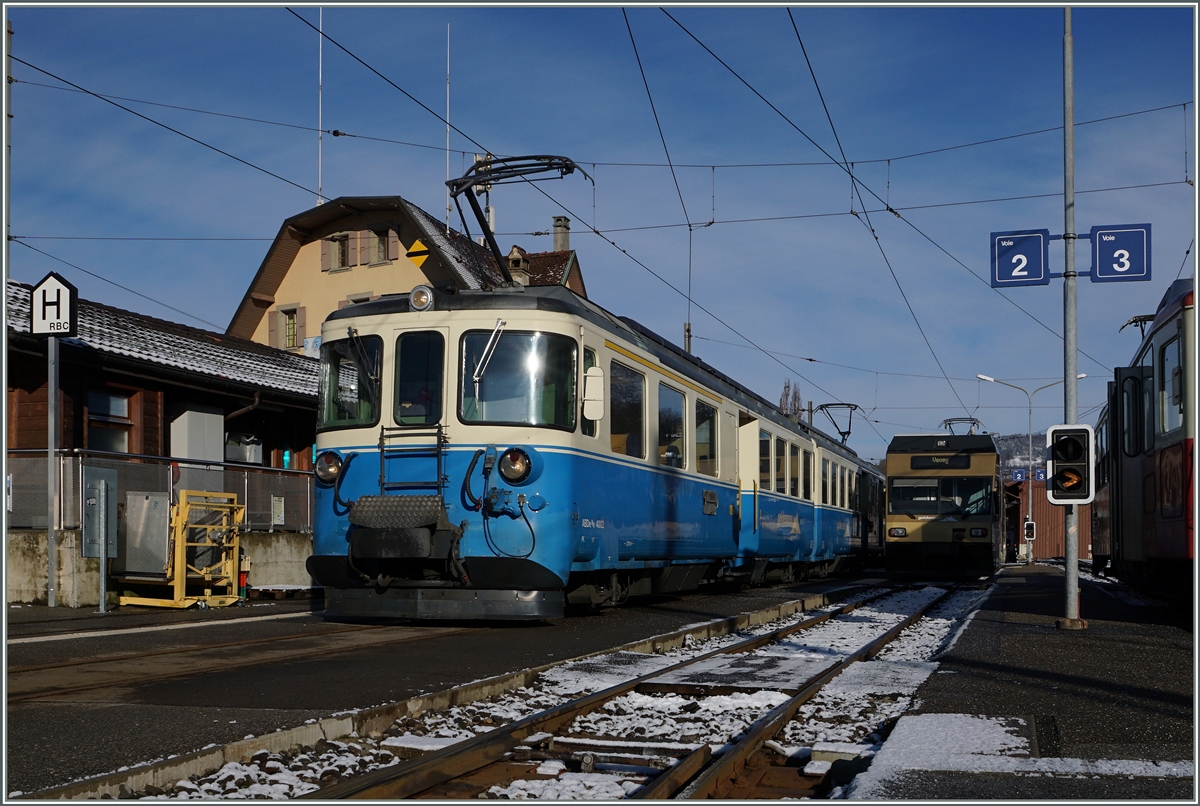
976,373,1086,563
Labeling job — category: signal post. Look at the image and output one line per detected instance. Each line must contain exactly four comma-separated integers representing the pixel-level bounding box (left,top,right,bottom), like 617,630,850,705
988,9,1152,630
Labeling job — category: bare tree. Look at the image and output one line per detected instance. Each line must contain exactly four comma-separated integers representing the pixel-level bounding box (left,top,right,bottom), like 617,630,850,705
779,379,803,419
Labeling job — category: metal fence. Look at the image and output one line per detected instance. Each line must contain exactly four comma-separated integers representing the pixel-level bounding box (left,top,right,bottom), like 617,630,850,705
6,450,313,533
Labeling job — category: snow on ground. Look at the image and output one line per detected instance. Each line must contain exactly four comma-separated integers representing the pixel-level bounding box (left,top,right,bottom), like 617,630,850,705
776,588,985,751
842,713,1194,800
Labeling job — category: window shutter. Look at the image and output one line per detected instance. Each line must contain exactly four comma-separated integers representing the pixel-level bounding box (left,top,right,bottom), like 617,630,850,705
358,230,370,265
344,231,357,266
387,230,399,261
296,307,306,344
267,311,278,347
320,239,330,272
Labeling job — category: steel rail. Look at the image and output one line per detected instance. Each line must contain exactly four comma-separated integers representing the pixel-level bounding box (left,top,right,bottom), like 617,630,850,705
306,586,896,799
675,584,960,799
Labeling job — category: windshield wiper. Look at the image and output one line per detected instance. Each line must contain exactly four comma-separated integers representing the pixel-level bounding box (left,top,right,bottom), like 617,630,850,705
346,326,379,410
472,318,506,403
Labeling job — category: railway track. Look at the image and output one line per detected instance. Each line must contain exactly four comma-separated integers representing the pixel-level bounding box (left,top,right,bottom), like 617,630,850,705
307,584,958,800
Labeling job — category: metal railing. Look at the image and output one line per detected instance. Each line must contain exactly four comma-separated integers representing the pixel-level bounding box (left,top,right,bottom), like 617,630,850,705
6,449,313,533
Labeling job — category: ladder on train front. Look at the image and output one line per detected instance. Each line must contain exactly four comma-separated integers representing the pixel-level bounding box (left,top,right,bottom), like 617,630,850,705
377,425,447,498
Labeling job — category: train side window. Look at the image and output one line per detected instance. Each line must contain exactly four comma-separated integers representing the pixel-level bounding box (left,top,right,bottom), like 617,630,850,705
695,400,718,477
840,465,847,508
610,362,645,458
803,450,813,500
789,444,800,497
658,384,686,468
1160,336,1183,433
582,348,597,437
822,458,830,505
760,431,772,491
775,438,787,494
1122,376,1140,457
1141,351,1155,451
394,331,444,425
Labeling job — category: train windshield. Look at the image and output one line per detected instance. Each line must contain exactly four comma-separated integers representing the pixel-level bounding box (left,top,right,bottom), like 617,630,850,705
460,330,576,428
889,477,992,516
317,333,383,431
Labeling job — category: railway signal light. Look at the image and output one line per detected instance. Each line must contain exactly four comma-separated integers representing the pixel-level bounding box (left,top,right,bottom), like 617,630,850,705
1045,424,1095,505
1023,520,1036,542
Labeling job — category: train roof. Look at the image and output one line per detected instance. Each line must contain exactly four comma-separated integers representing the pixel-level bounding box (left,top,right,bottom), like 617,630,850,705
328,283,872,469
887,433,999,454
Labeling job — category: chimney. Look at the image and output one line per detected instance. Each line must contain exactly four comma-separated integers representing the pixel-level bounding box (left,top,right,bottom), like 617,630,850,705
553,216,570,252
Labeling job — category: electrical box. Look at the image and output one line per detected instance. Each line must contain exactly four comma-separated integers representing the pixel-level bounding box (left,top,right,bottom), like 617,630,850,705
115,492,171,576
81,466,118,559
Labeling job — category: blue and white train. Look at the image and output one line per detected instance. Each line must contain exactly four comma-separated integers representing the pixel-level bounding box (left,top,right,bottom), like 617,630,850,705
306,282,885,619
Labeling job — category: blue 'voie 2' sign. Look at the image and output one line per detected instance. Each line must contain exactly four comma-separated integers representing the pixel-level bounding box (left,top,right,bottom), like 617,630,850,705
1090,223,1151,283
990,229,1050,288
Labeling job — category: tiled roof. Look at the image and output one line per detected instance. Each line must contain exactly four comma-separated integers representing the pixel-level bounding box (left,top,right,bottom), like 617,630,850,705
7,281,318,398
402,199,506,290
505,245,575,287
525,250,573,286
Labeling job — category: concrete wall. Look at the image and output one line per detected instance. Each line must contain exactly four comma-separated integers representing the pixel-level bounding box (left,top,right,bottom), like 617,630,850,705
5,529,315,606
240,531,316,588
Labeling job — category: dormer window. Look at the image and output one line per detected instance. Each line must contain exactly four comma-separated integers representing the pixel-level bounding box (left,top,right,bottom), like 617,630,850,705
507,246,530,285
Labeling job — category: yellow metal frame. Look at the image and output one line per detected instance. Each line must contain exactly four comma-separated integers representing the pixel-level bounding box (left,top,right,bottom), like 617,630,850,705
119,490,245,609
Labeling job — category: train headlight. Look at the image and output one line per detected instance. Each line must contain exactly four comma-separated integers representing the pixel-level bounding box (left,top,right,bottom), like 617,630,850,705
314,451,343,484
410,285,434,312
498,448,532,483
888,527,907,537
969,528,989,537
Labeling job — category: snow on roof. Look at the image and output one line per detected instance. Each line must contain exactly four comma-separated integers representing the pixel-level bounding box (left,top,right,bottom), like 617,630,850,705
401,198,505,290
7,280,318,398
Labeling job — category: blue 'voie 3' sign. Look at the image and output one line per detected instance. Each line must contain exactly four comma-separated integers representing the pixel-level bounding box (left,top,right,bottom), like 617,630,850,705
1090,223,1151,283
990,229,1050,288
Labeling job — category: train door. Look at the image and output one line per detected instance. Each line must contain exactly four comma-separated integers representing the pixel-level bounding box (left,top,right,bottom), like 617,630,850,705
1114,364,1153,565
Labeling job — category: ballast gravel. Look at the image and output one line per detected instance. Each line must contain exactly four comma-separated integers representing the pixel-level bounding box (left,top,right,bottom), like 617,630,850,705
101,586,991,800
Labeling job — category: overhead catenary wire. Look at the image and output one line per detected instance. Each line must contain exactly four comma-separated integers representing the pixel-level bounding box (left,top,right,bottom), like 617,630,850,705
11,240,226,330
623,9,701,349
1175,237,1195,281
692,335,1112,381
9,14,1137,441
16,78,1185,173
11,56,315,198
788,8,971,418
660,9,1114,375
12,177,1189,245
283,6,852,414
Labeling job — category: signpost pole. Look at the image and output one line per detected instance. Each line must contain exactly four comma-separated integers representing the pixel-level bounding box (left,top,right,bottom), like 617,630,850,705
47,336,58,608
1060,7,1084,629
31,272,78,608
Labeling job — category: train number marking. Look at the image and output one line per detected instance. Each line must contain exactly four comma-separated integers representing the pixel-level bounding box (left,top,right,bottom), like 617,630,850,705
581,518,605,529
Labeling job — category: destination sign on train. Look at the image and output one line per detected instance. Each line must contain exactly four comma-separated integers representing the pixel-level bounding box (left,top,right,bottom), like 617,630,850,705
989,229,1050,288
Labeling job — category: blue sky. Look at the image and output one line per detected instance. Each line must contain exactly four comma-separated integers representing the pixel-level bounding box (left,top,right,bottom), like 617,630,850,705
5,4,1196,461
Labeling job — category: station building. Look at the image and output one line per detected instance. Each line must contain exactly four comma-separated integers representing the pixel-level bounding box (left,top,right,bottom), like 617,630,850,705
223,196,585,355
